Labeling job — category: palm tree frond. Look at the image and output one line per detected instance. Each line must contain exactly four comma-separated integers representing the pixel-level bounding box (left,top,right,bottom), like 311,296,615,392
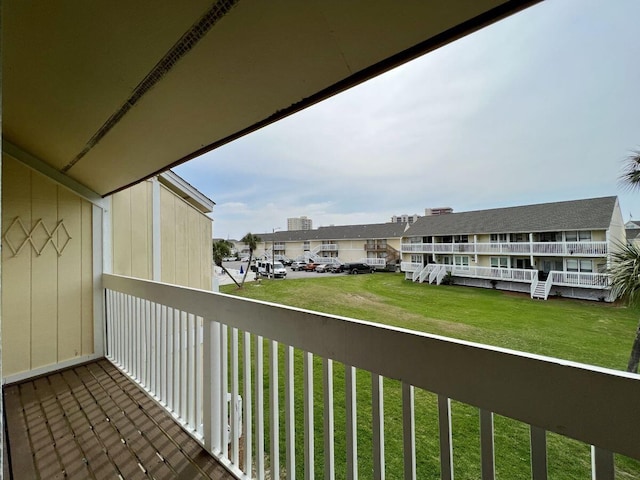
618,150,640,191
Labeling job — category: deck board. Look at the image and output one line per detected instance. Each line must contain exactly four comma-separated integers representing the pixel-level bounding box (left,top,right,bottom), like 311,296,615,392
4,359,235,479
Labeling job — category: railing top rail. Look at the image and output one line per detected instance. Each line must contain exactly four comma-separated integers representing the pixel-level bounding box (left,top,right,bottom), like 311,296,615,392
103,273,640,460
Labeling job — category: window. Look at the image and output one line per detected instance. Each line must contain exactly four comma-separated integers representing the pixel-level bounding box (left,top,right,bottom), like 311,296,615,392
567,259,593,272
490,257,508,268
490,233,507,243
566,259,578,272
454,235,469,243
303,241,310,251
510,233,526,242
578,231,592,241
565,231,591,242
454,256,469,268
410,254,422,263
565,231,577,242
580,260,593,272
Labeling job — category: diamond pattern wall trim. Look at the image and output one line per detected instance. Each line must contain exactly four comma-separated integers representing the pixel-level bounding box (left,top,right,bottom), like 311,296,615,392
3,217,72,257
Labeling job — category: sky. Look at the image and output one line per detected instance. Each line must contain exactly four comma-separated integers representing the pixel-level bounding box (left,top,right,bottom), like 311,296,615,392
174,0,640,241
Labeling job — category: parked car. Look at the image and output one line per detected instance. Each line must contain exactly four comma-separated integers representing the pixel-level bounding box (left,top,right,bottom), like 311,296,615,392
301,262,320,272
328,264,345,273
256,260,287,278
315,263,332,273
343,262,374,274
290,261,307,271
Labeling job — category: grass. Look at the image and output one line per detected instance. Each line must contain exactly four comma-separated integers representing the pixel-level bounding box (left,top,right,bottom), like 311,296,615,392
221,273,640,479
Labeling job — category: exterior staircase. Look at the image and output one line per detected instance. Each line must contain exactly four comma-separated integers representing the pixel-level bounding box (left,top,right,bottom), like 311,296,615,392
531,281,547,300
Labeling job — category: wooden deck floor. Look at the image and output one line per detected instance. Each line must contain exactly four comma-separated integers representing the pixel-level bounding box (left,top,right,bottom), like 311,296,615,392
4,359,235,479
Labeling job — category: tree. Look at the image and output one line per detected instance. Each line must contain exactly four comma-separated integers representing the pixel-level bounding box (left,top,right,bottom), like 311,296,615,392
609,242,640,372
213,239,241,288
611,150,640,372
240,232,261,287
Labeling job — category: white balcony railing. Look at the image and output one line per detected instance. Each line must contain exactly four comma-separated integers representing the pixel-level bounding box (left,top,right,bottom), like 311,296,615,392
103,274,639,480
401,241,608,257
550,270,610,289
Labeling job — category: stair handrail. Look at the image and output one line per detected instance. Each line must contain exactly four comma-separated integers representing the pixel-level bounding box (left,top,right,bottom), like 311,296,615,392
530,270,539,298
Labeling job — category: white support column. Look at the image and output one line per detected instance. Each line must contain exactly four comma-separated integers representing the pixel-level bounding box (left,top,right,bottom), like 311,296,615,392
93,204,105,357
529,233,535,268
151,178,162,281
591,446,615,480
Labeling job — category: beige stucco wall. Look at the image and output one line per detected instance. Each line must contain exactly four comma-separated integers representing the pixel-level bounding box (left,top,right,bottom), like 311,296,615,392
2,155,94,377
111,181,212,290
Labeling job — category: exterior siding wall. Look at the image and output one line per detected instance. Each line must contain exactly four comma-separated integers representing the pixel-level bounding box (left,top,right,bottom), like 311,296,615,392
159,185,212,290
112,181,212,291
2,155,93,377
111,181,153,279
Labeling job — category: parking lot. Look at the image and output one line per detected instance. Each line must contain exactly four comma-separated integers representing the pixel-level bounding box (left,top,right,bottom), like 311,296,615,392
222,260,347,280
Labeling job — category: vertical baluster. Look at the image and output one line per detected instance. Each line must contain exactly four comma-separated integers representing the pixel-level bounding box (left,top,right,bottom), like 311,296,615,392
323,358,335,480
155,303,161,401
591,446,615,480
372,374,385,480
195,316,203,438
221,324,229,453
270,340,280,480
187,313,195,428
438,396,454,480
244,331,253,475
173,308,181,413
167,307,174,411
127,294,133,374
345,366,358,480
402,382,416,480
255,335,265,478
285,346,295,480
149,301,155,393
181,311,188,422
105,290,112,357
160,305,167,404
136,297,141,380
203,320,222,455
480,409,495,480
304,352,314,480
231,328,240,466
529,426,547,480
144,300,151,388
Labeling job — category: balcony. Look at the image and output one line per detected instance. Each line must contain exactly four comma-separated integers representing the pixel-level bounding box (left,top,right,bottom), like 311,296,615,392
274,244,286,251
401,241,608,257
319,244,338,251
365,244,387,252
85,274,640,479
402,263,609,290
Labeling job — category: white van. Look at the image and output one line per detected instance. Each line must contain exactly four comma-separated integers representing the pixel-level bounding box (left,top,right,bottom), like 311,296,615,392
257,260,287,278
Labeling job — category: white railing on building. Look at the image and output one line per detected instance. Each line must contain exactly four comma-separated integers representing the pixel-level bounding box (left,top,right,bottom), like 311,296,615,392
362,258,386,267
419,264,433,283
401,241,608,257
549,271,610,289
401,261,422,272
530,271,540,298
104,273,640,480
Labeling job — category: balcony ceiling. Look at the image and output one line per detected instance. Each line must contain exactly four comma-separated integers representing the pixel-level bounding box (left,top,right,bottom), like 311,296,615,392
2,0,536,196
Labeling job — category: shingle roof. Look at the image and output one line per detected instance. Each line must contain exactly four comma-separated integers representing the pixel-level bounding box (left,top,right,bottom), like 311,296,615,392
259,222,408,242
404,196,618,237
626,229,640,241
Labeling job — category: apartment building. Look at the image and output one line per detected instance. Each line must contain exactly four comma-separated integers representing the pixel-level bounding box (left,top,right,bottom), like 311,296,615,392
401,196,625,301
259,222,408,267
287,215,313,231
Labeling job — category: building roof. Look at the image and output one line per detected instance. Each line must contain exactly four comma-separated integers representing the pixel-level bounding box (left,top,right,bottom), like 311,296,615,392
404,196,618,237
259,222,408,242
626,229,640,241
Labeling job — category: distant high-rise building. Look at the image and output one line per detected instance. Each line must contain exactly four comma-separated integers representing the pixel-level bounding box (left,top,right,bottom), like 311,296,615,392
287,216,313,231
391,214,421,224
424,207,453,216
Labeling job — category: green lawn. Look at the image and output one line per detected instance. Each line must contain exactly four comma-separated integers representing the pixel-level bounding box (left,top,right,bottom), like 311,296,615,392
221,273,640,479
